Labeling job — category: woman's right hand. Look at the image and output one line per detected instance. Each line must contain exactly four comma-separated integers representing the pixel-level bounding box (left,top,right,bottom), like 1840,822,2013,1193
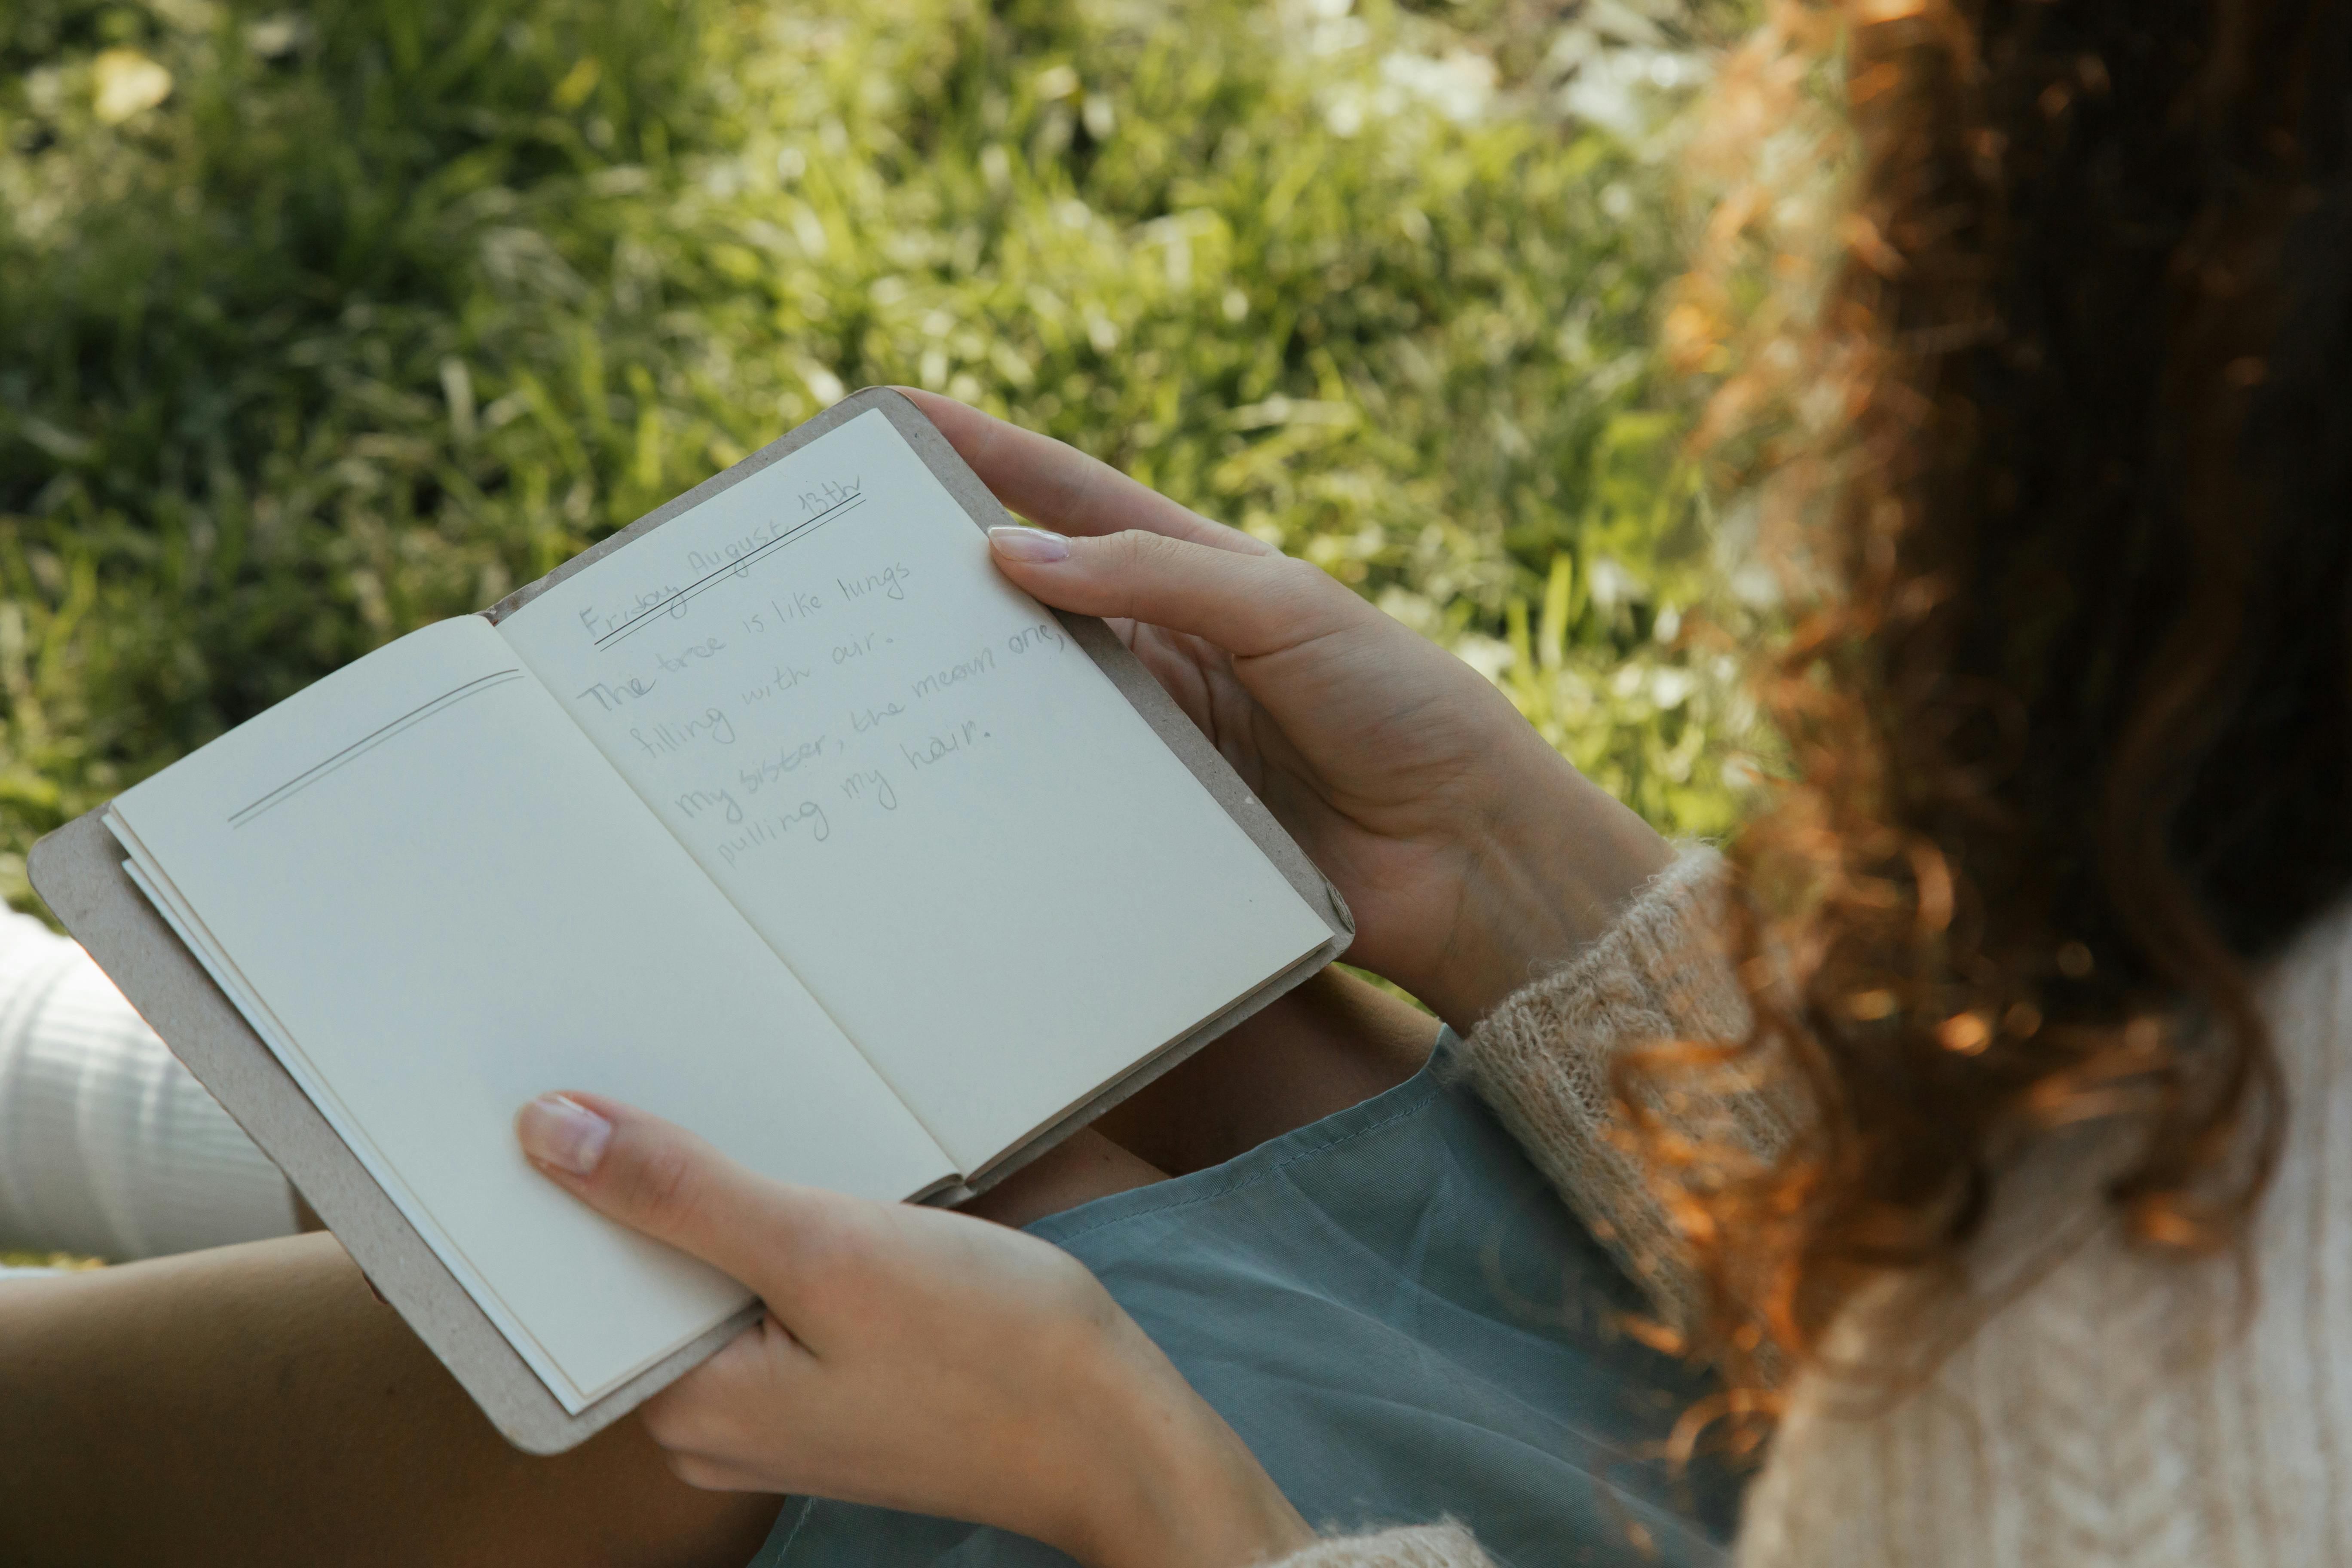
900,390,1672,1029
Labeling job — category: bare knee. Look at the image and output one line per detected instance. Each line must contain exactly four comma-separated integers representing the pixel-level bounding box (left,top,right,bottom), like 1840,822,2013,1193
958,1130,1167,1228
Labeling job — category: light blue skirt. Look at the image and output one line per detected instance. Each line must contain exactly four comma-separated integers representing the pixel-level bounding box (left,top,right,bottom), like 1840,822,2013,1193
753,1029,1742,1567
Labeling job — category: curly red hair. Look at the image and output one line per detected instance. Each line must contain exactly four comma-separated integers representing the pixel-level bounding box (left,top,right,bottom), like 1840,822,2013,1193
1650,0,2352,1408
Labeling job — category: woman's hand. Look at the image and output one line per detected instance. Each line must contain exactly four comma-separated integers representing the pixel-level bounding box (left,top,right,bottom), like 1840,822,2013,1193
902,389,1672,1029
514,1092,1312,1568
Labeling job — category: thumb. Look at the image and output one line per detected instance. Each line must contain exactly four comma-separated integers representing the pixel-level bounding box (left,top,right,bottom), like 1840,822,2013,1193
516,1090,793,1291
986,525,1368,660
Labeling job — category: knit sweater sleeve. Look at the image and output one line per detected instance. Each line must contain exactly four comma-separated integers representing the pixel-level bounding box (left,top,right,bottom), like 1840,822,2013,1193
1447,845,1788,1334
0,906,296,1259
1264,1522,1494,1568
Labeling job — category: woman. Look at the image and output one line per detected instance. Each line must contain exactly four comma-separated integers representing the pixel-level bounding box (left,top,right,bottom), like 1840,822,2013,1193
6,1,2348,1565
511,0,2352,1559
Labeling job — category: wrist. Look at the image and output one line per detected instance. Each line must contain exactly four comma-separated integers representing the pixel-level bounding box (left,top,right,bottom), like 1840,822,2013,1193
1065,1322,1313,1568
1416,740,1675,1032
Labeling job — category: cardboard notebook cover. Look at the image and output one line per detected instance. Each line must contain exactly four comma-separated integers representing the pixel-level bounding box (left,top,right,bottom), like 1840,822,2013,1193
27,387,1354,1454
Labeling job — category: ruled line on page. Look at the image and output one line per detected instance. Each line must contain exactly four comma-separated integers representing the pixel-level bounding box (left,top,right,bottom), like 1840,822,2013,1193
228,670,526,828
591,492,868,651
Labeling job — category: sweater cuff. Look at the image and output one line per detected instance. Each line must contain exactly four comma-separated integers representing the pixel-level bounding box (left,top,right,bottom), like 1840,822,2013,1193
1451,845,1782,1331
1265,1522,1492,1568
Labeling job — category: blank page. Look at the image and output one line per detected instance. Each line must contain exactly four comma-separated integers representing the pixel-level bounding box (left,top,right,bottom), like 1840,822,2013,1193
497,407,1335,1172
110,615,953,1411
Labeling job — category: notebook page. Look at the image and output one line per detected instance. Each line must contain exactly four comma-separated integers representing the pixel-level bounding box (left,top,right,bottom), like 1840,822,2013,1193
496,406,1335,1172
110,615,954,1411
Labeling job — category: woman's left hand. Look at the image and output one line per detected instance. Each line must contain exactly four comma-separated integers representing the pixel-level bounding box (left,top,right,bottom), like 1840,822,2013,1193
515,1091,1312,1568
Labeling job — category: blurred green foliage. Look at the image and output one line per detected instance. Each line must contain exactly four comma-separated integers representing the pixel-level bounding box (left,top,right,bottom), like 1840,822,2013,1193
0,0,1761,913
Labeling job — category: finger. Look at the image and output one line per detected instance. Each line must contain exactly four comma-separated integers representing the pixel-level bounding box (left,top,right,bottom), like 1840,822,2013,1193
514,1091,812,1292
661,1450,776,1493
893,388,1271,556
985,526,1366,660
639,1317,812,1462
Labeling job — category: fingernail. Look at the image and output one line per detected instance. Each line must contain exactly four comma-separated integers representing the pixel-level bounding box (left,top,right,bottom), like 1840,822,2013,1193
518,1094,612,1176
988,525,1070,563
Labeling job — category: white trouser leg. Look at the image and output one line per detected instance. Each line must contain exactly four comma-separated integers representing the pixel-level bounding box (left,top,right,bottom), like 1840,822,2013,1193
0,908,296,1260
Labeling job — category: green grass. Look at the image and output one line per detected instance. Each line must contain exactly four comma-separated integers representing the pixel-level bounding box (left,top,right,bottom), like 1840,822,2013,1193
0,0,1761,917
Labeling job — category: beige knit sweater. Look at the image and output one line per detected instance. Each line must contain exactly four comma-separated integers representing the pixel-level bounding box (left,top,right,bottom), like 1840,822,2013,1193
1270,848,2352,1566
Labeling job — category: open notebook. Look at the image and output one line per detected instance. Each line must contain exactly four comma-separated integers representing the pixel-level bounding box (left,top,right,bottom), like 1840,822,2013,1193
31,389,1351,1450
